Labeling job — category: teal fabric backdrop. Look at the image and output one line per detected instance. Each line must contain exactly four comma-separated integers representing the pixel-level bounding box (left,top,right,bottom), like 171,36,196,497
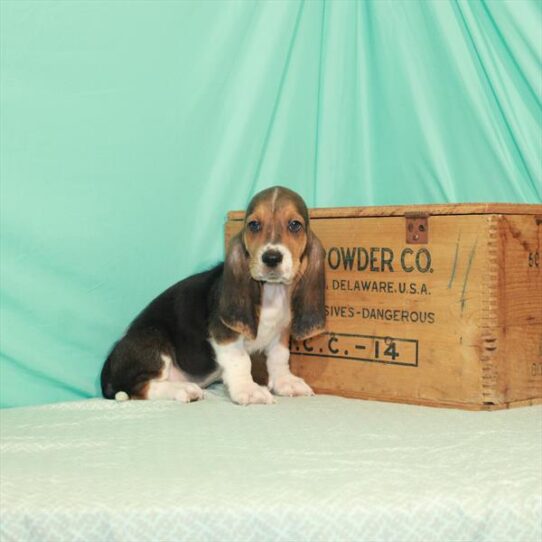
1,0,541,407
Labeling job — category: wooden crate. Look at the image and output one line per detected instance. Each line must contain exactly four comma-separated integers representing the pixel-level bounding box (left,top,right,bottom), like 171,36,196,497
226,204,542,410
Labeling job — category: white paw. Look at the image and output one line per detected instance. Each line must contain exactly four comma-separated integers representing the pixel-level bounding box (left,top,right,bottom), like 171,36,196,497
174,383,205,403
269,374,314,397
228,381,275,406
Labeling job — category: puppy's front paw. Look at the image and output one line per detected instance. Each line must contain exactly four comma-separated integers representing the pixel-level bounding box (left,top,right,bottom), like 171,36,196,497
228,381,275,406
270,374,314,397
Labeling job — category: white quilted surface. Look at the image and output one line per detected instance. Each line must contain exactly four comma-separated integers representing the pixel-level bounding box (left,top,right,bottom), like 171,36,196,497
1,385,541,542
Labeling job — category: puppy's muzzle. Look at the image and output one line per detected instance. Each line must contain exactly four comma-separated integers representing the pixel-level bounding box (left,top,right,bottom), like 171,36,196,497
261,250,283,268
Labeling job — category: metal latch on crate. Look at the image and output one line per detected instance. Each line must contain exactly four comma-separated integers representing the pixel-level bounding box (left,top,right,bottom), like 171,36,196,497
405,213,429,244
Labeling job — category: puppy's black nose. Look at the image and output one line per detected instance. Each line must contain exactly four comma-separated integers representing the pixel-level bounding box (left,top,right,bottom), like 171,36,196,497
262,250,283,268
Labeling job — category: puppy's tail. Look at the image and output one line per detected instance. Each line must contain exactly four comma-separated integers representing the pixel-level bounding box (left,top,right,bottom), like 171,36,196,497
101,347,130,400
102,367,130,401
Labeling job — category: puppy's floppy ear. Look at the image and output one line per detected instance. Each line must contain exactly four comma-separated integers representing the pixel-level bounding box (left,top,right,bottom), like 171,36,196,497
291,230,326,340
219,233,260,340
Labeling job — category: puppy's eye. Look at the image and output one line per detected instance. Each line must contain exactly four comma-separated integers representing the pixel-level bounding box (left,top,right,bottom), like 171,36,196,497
288,220,303,233
247,220,261,233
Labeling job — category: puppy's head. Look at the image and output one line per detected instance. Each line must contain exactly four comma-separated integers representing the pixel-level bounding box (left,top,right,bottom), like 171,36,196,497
243,186,309,284
220,186,326,340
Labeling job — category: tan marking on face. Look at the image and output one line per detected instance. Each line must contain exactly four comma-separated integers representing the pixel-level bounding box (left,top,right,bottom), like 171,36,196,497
274,202,307,270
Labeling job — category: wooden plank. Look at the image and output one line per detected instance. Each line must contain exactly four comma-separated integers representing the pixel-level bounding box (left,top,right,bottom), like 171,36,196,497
249,354,542,410
497,215,542,404
301,388,542,411
228,203,542,221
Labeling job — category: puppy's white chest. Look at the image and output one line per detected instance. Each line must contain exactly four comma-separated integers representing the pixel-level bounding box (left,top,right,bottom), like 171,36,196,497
245,284,290,353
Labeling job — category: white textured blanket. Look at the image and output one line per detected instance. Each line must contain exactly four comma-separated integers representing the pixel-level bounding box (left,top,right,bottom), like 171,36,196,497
1,386,541,542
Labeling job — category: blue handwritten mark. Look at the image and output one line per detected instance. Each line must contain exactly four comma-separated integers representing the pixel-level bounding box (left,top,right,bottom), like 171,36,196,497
460,240,478,313
448,232,461,289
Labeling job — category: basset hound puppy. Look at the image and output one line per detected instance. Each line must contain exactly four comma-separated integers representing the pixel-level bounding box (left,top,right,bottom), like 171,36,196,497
100,186,326,405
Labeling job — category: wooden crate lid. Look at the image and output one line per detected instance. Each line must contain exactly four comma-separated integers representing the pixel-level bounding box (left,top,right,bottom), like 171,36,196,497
227,202,542,221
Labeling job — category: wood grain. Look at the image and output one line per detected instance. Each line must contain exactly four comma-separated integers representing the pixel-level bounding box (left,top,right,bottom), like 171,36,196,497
228,203,542,221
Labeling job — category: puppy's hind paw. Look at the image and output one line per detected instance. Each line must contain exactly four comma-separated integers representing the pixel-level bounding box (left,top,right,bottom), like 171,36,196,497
174,383,204,403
